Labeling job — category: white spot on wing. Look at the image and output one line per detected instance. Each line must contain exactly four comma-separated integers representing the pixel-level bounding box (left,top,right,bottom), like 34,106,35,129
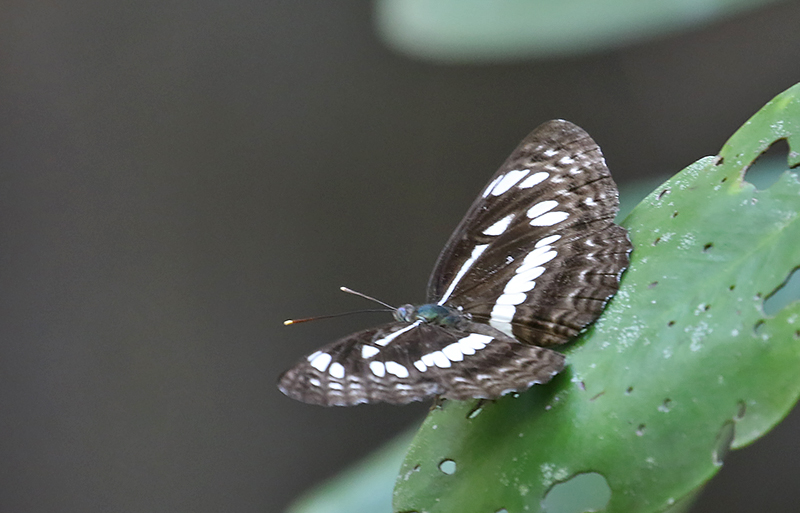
385,361,409,378
503,274,538,294
518,247,557,272
374,320,422,346
518,171,548,189
413,360,427,372
369,361,386,377
490,169,529,196
422,350,452,368
328,362,345,379
530,211,569,226
490,303,515,323
309,353,332,372
457,343,476,356
438,244,490,305
442,343,465,362
361,345,380,359
459,333,492,350
535,234,561,248
328,382,343,390
431,351,452,368
526,200,558,219
483,214,515,236
496,292,527,305
482,174,504,198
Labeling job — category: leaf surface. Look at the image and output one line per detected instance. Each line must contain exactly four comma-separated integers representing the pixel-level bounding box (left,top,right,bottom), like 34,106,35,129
393,84,800,513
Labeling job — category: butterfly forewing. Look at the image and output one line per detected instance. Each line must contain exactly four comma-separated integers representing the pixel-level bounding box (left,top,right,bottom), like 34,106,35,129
278,321,565,406
427,120,631,346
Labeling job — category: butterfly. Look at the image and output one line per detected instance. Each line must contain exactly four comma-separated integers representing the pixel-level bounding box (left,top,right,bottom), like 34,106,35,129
278,120,632,406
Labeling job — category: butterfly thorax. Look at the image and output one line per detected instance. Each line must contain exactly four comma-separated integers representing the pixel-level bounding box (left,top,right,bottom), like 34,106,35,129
394,303,465,327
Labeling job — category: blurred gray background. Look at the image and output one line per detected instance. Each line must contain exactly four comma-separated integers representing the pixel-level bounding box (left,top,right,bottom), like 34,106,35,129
1,1,799,512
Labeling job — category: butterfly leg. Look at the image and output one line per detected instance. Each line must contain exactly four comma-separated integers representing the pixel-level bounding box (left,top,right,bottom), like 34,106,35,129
430,394,447,411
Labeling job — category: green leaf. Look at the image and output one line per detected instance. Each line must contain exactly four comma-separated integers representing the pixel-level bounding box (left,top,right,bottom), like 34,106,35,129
374,0,784,62
393,84,800,513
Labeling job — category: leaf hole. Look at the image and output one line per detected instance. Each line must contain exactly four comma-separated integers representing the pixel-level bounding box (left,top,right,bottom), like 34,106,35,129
657,188,670,200
729,284,736,291
542,472,611,513
753,319,766,336
625,386,633,394
667,320,675,327
438,459,456,475
652,236,661,246
736,400,746,420
763,266,800,316
658,399,673,412
795,330,800,340
671,211,679,218
716,156,725,167
577,381,586,391
636,424,646,436
703,303,711,311
703,243,713,252
713,421,735,467
743,138,791,190
648,281,658,289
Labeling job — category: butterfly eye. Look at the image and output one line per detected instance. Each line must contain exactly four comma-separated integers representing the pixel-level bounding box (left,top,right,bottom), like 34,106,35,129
395,304,416,322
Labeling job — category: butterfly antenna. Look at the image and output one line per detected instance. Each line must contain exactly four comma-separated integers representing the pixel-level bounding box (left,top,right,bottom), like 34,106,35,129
339,286,397,310
283,309,388,326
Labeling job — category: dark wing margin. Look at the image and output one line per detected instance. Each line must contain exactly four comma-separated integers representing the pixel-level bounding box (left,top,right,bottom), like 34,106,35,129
425,119,631,346
277,321,565,406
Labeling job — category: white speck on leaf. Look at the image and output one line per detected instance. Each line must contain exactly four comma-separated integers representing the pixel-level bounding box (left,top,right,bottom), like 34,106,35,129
678,232,696,250
540,463,570,487
688,322,712,351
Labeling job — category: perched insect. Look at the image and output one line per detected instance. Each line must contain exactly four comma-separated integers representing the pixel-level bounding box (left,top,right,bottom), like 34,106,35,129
278,120,631,406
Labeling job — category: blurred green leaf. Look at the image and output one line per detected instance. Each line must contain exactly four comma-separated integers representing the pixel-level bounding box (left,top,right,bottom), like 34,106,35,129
285,431,413,513
374,0,785,62
393,84,800,512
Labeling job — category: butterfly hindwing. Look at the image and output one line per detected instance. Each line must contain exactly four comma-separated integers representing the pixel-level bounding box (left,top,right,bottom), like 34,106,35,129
278,321,565,406
426,119,631,346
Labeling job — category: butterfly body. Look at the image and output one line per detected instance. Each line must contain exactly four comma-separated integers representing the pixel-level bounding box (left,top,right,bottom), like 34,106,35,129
279,120,631,406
